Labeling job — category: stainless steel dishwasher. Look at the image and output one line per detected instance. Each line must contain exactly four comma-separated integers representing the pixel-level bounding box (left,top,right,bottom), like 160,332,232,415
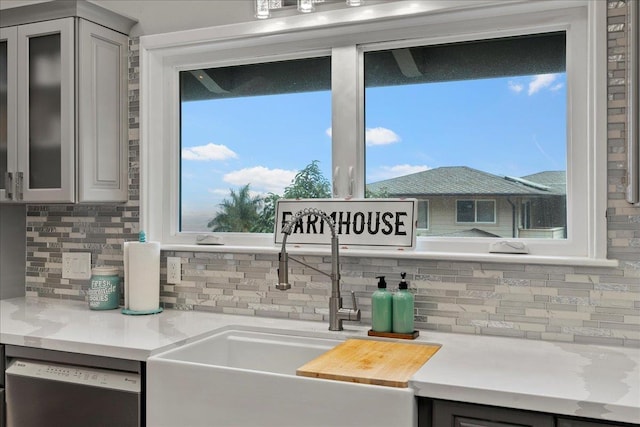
4,345,143,427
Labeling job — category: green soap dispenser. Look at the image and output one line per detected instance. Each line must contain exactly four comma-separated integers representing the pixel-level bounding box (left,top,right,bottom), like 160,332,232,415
372,276,393,332
392,272,414,334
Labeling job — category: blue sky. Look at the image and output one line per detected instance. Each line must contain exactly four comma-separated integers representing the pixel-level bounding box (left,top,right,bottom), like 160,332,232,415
180,73,566,227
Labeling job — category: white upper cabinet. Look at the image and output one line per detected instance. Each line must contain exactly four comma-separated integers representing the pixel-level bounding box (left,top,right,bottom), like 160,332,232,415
0,2,133,204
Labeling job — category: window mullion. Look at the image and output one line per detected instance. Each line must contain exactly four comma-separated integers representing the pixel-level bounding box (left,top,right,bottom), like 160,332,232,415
331,45,364,198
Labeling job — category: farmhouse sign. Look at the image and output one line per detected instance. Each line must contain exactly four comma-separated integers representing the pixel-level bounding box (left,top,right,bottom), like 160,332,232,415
274,199,417,248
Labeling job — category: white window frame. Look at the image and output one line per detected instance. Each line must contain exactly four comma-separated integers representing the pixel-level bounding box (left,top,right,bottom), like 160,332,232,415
140,0,613,266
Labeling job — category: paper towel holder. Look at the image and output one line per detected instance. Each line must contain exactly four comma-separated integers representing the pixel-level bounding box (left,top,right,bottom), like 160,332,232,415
121,231,164,316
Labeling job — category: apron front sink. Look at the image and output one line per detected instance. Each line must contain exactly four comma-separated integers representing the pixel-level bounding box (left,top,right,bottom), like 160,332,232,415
147,327,417,427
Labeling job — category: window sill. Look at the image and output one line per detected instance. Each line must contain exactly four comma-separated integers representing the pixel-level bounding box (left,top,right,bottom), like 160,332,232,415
161,243,619,268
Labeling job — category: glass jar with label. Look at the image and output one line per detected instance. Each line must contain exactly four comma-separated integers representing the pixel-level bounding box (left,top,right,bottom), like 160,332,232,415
88,266,120,310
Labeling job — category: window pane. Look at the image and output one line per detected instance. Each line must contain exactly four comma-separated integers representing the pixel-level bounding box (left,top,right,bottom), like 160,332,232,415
365,32,567,239
417,200,428,229
476,200,495,223
456,200,475,223
179,56,331,233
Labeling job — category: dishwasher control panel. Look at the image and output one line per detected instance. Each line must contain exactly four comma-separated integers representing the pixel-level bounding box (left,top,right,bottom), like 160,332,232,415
5,359,140,393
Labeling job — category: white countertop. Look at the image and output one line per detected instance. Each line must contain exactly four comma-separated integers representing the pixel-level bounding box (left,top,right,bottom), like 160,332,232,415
1,297,638,424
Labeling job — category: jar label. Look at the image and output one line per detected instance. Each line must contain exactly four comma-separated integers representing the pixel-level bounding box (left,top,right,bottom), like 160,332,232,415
89,276,120,310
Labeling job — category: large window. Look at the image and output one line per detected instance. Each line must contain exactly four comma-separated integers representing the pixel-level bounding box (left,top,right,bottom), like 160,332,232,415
142,1,608,262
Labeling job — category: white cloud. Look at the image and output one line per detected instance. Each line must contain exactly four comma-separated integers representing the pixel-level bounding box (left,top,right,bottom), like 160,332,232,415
208,188,230,196
223,166,297,194
528,74,558,95
508,81,524,93
550,83,564,92
366,127,401,146
326,127,401,146
370,164,429,181
182,143,238,161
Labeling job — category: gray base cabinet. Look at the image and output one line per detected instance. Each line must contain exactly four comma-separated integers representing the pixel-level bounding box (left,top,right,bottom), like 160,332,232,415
557,420,638,427
419,399,637,427
426,399,554,427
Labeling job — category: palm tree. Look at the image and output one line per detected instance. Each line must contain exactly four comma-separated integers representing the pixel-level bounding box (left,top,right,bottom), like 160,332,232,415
208,184,262,232
250,192,280,233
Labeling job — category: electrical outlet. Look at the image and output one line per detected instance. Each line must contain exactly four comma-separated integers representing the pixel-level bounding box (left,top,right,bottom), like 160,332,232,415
62,252,92,280
167,256,181,284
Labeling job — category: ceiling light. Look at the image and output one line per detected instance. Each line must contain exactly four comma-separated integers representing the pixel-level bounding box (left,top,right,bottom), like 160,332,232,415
255,0,270,19
298,0,315,13
255,0,363,19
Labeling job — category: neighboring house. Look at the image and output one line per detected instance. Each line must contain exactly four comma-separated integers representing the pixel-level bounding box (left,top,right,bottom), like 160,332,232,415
367,166,566,239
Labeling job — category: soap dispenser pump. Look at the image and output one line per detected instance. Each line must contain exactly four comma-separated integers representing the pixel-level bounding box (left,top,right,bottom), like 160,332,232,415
371,276,393,332
392,272,414,334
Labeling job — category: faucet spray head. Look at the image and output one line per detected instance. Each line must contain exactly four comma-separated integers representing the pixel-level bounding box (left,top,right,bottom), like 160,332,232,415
276,251,291,290
276,207,335,292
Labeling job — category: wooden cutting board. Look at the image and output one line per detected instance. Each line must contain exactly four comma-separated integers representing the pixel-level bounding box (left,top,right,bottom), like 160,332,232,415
296,338,440,388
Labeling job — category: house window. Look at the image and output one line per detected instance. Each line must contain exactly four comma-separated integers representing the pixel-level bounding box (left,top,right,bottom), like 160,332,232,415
521,201,531,229
142,1,608,262
476,200,495,223
457,200,475,223
417,200,429,230
457,200,495,223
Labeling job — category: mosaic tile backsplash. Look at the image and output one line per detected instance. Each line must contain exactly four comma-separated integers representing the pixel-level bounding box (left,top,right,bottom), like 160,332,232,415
24,1,639,348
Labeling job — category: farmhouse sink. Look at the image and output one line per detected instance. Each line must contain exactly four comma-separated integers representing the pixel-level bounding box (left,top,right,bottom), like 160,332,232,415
147,328,417,427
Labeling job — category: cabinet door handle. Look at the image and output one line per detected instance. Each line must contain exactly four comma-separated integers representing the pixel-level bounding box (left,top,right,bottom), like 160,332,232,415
15,172,23,201
4,172,13,200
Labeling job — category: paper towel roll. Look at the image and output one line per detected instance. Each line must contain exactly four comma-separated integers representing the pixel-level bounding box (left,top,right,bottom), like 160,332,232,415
124,241,161,312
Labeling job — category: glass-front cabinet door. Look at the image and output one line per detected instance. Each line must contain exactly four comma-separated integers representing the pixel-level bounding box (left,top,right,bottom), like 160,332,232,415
0,26,17,202
16,18,75,202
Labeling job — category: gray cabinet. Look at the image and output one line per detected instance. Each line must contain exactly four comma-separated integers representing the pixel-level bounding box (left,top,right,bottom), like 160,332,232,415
430,400,554,427
12,18,75,203
420,398,636,427
557,419,635,427
0,1,133,203
77,19,129,203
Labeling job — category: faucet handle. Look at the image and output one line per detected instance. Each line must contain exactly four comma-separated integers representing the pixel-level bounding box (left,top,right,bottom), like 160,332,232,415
350,291,361,321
